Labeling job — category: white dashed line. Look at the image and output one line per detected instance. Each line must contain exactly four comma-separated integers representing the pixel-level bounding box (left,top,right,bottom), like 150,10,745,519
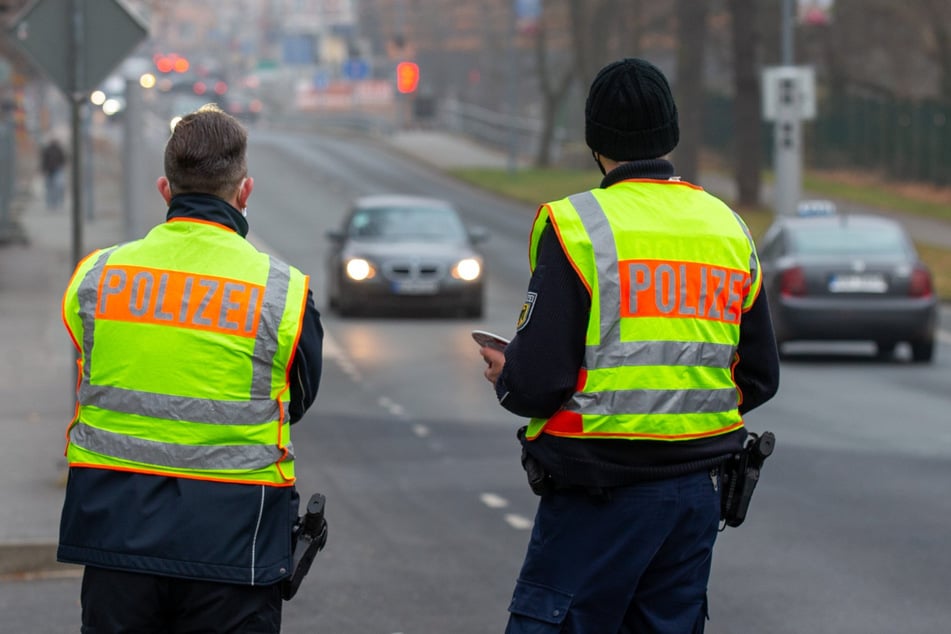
479,492,509,509
320,335,363,381
504,514,534,530
378,396,405,417
938,329,951,344
412,424,430,438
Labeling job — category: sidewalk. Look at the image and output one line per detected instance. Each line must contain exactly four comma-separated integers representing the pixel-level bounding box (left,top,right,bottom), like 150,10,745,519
1,126,950,577
0,137,126,576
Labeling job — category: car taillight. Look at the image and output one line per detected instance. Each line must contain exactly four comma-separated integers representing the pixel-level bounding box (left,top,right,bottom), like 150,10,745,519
780,266,807,297
909,265,933,298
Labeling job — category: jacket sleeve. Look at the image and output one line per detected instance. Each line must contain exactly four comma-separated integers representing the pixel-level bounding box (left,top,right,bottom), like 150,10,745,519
734,290,780,415
288,290,323,423
495,223,589,418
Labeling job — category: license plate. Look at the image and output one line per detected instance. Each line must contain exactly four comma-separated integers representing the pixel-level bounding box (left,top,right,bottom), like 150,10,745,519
392,280,439,295
828,274,887,293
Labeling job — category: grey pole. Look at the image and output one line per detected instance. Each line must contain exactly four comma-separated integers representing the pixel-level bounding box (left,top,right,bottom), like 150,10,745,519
0,115,17,244
122,77,147,241
69,0,85,267
781,0,795,65
774,0,802,216
83,104,94,220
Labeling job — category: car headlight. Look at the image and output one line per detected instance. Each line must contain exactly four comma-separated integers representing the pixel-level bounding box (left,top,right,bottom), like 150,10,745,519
452,258,482,281
345,258,376,281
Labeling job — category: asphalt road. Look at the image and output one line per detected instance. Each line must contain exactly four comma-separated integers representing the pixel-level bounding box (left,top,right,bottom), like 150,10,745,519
4,125,950,633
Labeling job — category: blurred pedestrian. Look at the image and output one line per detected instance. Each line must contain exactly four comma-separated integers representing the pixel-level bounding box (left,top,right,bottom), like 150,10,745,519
40,136,66,210
59,104,324,633
479,58,780,633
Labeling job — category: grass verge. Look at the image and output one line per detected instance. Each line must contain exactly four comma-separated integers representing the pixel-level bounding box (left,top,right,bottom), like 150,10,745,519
449,167,951,301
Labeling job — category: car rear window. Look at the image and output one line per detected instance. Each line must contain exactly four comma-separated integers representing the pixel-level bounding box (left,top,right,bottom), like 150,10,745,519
789,223,911,256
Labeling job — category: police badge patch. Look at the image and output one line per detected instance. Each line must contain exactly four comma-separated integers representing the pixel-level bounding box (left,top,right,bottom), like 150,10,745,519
516,291,537,332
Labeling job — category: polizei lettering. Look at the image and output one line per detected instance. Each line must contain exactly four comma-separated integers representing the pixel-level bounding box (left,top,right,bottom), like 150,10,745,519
619,259,749,324
96,265,264,337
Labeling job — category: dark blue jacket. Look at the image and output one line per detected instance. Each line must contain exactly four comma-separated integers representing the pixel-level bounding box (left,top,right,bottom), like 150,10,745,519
57,195,323,585
495,160,780,488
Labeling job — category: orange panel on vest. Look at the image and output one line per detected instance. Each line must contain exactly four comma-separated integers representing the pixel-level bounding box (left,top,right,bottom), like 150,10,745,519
545,410,584,434
619,259,748,324
96,265,264,338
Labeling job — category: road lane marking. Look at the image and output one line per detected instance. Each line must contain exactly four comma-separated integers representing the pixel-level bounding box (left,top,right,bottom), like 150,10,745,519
939,329,951,344
504,513,534,530
412,424,430,438
480,492,509,509
321,334,363,381
378,396,405,417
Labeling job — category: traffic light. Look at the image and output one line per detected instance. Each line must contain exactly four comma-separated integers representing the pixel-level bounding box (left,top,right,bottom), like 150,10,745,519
396,62,420,94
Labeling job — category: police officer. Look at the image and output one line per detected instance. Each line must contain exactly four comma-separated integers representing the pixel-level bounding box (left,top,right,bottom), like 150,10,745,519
59,104,323,633
480,58,780,633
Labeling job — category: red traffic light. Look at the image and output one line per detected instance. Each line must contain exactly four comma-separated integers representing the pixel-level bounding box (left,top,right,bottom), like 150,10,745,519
396,61,420,94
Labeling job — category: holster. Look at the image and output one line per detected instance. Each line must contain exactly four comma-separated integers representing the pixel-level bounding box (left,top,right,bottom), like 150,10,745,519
281,493,329,601
720,431,775,528
521,447,555,496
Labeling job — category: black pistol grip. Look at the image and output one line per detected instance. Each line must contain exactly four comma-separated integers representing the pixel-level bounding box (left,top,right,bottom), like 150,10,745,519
282,493,329,601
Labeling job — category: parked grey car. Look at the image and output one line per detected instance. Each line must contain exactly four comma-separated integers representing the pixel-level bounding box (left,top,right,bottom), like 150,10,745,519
326,195,488,317
758,211,938,362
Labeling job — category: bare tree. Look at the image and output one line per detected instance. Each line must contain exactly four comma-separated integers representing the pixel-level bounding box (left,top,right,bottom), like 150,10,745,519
530,11,576,167
674,0,710,182
728,0,762,208
568,0,619,85
916,0,951,102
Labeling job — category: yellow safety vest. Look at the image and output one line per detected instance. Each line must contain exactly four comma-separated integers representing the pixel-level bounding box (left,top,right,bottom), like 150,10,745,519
61,217,309,486
525,179,762,442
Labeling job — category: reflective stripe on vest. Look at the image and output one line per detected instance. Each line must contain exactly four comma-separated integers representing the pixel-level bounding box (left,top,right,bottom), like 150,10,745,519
69,421,287,471
526,185,760,441
63,221,307,485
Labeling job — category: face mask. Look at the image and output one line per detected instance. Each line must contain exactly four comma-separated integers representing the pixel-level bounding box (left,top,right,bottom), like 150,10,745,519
591,150,606,176
241,207,248,217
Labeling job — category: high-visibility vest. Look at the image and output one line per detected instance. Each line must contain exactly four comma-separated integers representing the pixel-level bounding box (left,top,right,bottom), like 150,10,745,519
61,217,310,486
525,179,762,442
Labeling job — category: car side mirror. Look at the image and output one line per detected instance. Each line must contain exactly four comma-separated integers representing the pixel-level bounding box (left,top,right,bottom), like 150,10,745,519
326,229,345,243
468,226,489,245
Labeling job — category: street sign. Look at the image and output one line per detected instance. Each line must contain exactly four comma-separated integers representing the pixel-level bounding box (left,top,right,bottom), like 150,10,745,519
342,59,369,81
8,0,148,97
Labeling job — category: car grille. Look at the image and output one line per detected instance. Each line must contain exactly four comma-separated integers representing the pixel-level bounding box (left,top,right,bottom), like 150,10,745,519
383,260,445,281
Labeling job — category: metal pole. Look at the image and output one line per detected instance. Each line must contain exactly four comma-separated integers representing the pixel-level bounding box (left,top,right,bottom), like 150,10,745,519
69,0,84,266
0,116,14,243
781,0,795,65
83,105,94,220
123,77,147,241
774,0,801,216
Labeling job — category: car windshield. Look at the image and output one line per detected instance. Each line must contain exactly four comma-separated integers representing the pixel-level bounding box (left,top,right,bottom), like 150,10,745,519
789,223,911,257
348,205,467,241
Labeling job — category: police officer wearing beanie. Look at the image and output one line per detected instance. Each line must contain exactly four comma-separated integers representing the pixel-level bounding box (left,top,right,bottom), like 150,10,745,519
480,58,780,633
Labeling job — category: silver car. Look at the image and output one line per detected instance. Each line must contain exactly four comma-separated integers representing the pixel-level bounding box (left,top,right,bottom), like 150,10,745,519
758,212,938,362
326,195,488,317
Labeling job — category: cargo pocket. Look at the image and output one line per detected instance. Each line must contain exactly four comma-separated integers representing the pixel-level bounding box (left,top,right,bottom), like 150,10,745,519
507,579,572,631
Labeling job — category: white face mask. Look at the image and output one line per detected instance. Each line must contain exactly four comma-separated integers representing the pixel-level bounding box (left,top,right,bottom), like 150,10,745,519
241,207,248,217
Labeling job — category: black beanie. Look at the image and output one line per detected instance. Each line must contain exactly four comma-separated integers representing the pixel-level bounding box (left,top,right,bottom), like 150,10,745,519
585,58,679,161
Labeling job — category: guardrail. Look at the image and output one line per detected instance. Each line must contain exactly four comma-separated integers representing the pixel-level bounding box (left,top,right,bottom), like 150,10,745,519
440,97,567,165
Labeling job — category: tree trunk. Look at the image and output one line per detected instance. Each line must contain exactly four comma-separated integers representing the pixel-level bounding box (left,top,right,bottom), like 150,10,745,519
674,0,709,182
531,16,575,167
729,0,763,209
